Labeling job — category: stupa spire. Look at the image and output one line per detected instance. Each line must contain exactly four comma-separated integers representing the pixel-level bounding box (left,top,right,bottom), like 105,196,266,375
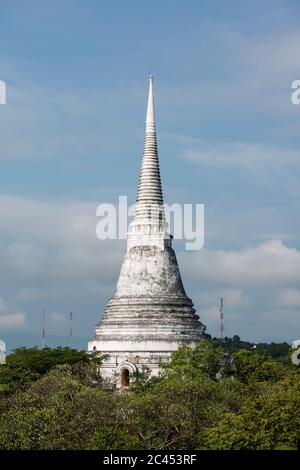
135,74,164,222
146,73,155,128
88,75,205,388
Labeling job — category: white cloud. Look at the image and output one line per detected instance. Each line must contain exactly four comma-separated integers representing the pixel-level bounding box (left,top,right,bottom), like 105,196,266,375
194,289,249,335
3,243,47,280
0,313,25,329
197,288,250,308
15,287,44,303
0,195,124,333
182,240,300,285
50,312,68,324
0,195,123,283
0,81,142,161
275,288,300,307
244,31,300,76
181,140,300,198
0,297,26,329
264,308,300,327
0,195,299,339
183,141,298,170
2,27,299,169
199,305,242,327
199,306,222,324
157,27,300,140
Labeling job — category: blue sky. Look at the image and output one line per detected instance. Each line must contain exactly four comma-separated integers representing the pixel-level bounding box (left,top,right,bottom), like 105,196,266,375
0,0,300,349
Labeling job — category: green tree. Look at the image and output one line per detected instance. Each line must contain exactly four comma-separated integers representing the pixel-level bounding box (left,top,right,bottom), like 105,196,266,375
0,347,98,395
87,427,141,450
6,347,89,374
0,365,117,449
198,375,300,450
163,340,223,380
233,349,286,384
0,341,299,450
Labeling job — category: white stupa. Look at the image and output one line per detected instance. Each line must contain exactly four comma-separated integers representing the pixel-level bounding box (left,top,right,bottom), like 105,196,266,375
0,340,6,365
88,75,205,387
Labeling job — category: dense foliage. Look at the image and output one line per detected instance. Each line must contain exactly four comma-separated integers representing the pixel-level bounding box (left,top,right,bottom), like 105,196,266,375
209,335,290,360
0,347,103,395
0,341,299,450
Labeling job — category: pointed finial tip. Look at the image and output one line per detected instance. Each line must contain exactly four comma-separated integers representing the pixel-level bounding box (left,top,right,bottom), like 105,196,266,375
149,71,153,80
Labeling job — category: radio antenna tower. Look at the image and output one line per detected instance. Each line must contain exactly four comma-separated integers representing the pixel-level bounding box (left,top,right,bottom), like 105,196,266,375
69,312,73,348
41,309,46,349
219,297,224,341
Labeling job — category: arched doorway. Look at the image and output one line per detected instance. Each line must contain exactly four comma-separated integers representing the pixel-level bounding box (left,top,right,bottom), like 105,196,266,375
120,368,130,387
116,361,137,388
